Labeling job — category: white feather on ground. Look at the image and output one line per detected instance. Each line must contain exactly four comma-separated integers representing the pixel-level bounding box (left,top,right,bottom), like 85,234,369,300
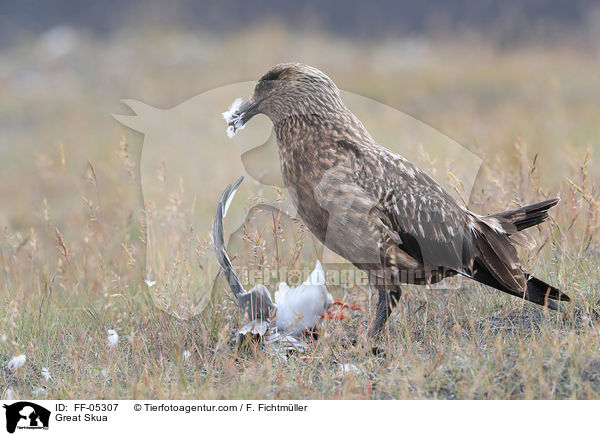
41,367,52,382
8,354,26,371
106,329,118,347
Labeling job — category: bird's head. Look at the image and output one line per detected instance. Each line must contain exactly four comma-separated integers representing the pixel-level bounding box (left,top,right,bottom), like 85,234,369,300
223,63,345,134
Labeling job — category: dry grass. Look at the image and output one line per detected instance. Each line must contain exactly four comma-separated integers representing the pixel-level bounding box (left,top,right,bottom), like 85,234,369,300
1,25,599,399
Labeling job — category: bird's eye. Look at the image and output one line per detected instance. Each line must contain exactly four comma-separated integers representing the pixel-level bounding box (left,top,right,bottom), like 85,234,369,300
257,80,273,93
256,69,285,93
261,69,283,82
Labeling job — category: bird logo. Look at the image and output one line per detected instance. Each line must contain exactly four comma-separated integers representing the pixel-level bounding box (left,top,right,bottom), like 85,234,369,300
3,402,51,434
113,75,482,323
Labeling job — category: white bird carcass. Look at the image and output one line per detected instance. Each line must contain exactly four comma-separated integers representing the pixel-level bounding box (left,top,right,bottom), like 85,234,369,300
274,260,333,336
212,177,348,351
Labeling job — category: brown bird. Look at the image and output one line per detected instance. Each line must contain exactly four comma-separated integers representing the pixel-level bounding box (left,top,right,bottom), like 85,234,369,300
224,62,569,337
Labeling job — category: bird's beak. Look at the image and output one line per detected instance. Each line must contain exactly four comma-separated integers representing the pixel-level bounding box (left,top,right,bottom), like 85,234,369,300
236,99,260,125
222,98,260,138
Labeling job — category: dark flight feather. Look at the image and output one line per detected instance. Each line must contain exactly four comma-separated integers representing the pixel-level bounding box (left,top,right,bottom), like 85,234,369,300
488,197,560,233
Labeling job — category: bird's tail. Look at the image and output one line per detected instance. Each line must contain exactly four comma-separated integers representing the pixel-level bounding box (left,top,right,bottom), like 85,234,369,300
524,274,570,308
488,197,560,233
470,258,570,311
469,197,569,310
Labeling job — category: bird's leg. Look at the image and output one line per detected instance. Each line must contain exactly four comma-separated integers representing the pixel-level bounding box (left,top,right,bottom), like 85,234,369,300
369,287,401,337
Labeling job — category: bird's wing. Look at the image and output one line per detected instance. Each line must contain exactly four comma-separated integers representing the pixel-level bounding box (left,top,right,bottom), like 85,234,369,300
339,141,475,271
353,145,529,293
212,177,276,320
239,284,275,321
211,176,246,298
236,319,270,337
319,139,556,299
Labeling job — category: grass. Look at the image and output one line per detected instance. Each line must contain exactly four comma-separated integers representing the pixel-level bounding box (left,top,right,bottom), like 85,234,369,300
1,25,599,399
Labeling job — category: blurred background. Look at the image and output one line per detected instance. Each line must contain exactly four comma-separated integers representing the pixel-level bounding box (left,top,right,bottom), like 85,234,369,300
2,1,600,400
1,0,599,238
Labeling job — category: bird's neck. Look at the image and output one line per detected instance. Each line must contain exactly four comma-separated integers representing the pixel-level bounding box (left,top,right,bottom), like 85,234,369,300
272,105,374,211
272,106,373,155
